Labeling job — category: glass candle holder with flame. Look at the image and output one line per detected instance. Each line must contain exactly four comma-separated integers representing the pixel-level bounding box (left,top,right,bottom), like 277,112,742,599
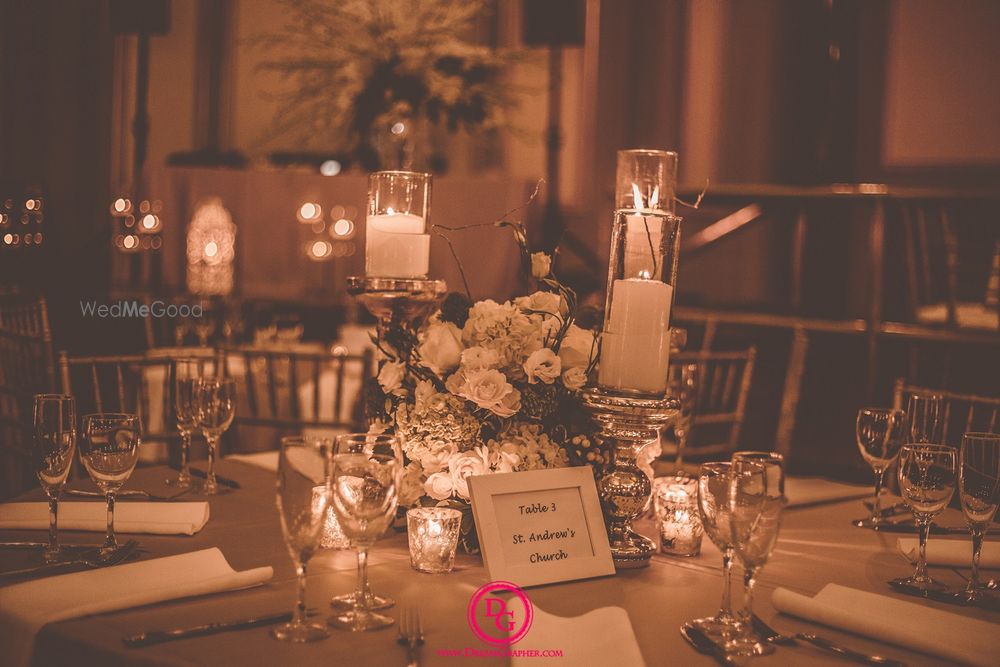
406,507,461,574
653,477,703,557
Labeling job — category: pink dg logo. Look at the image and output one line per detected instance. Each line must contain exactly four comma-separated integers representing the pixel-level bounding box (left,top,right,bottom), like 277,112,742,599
467,581,533,645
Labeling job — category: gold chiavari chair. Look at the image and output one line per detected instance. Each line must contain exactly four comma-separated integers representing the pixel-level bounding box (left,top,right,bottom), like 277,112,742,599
893,378,1000,445
0,296,57,498
219,346,374,448
662,347,757,460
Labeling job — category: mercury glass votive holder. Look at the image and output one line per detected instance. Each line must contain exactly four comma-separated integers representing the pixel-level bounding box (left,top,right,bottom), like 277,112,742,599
406,507,462,574
653,477,703,557
311,485,351,550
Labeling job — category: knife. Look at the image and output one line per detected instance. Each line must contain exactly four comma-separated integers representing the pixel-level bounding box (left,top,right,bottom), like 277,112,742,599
681,622,733,665
170,465,241,489
888,580,1000,612
872,522,968,535
123,609,310,646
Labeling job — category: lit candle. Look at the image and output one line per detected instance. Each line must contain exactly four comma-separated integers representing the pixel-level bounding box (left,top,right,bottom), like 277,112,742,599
653,478,703,557
598,277,673,394
406,507,461,573
365,209,430,278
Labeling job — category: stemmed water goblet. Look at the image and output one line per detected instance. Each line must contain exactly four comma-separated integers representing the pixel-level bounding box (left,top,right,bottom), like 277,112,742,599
79,413,141,556
957,432,1000,602
688,460,767,643
854,408,906,528
727,451,786,657
272,436,332,643
32,394,77,563
166,359,203,489
328,433,402,632
893,444,956,592
907,394,942,444
193,377,236,495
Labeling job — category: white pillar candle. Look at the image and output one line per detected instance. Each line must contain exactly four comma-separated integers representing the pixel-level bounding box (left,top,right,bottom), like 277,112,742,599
624,214,663,278
598,278,673,394
365,212,430,278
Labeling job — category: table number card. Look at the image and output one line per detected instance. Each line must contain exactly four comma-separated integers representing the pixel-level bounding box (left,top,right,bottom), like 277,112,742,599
469,467,615,587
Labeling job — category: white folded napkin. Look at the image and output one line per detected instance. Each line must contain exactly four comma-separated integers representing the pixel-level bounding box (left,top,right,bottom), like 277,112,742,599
0,547,272,667
897,537,1000,568
784,477,871,508
0,501,210,535
773,583,1000,666
227,451,279,472
512,606,646,667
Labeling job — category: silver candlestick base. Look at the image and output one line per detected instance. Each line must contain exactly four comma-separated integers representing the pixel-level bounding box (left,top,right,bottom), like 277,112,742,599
582,387,679,569
346,276,448,338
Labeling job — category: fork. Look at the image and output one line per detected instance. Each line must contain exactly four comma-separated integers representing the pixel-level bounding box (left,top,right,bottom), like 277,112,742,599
0,540,139,581
397,606,424,667
66,488,191,502
751,614,907,666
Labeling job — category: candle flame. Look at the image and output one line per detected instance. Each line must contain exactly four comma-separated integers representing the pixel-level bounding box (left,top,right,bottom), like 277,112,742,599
631,183,644,212
650,186,660,210
386,206,395,215
638,269,651,280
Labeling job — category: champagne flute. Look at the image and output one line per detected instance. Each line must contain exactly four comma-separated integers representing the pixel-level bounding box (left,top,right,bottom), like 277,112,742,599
79,413,141,556
32,394,77,563
328,433,402,632
728,452,784,657
907,394,942,444
193,377,236,495
893,444,956,591
272,436,332,643
853,408,906,528
689,462,766,644
958,433,1000,602
166,359,203,489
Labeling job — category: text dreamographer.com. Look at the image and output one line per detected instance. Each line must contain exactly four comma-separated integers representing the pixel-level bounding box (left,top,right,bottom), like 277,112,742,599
79,300,203,319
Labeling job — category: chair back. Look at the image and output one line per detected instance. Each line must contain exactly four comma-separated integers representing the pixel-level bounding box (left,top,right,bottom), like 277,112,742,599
0,296,56,497
893,378,999,445
219,346,374,443
665,347,757,459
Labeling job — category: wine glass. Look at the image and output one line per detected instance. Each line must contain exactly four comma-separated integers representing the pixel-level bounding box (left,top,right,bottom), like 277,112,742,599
166,359,203,489
272,436,332,643
193,377,236,495
958,433,1000,602
728,452,784,657
32,394,77,563
79,413,141,555
907,394,942,444
688,461,763,642
893,444,956,591
328,433,402,632
853,408,906,528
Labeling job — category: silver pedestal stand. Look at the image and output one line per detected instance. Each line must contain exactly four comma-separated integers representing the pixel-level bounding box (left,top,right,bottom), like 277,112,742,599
582,387,679,569
346,277,448,337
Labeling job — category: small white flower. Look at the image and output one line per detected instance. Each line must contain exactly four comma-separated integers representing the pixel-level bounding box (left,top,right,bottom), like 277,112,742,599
523,348,561,384
418,321,464,375
460,346,500,371
448,447,491,500
448,368,521,418
531,252,552,278
559,324,597,369
418,440,458,474
561,366,588,391
424,472,455,501
377,361,406,393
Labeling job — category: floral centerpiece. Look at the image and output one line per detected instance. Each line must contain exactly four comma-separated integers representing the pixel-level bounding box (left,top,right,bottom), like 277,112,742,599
363,218,662,550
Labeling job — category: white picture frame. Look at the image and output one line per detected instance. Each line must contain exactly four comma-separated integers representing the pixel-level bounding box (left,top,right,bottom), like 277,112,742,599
469,467,615,588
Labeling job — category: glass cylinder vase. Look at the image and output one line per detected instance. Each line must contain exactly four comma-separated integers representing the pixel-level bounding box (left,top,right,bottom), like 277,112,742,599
365,171,432,279
597,149,681,397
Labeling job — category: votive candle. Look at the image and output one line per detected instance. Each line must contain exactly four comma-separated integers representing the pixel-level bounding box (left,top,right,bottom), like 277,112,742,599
406,507,462,574
654,477,703,557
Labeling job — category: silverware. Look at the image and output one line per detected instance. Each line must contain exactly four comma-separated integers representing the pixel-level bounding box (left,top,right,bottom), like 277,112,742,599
0,541,100,549
0,540,138,581
680,623,734,666
888,579,1000,612
397,606,425,667
871,520,968,535
751,614,906,666
863,501,909,518
170,465,241,489
65,488,191,502
123,609,316,647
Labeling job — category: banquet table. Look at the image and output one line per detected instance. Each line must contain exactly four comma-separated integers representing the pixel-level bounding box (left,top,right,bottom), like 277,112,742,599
2,461,998,667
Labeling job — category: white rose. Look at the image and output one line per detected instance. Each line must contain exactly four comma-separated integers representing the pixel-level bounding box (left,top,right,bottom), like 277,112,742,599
448,448,490,500
399,463,426,507
490,441,521,473
418,321,464,375
413,380,436,412
424,472,455,501
450,368,521,417
419,440,458,474
514,291,564,317
523,348,561,384
460,346,500,371
561,366,588,391
559,325,597,369
377,361,406,393
531,251,552,278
